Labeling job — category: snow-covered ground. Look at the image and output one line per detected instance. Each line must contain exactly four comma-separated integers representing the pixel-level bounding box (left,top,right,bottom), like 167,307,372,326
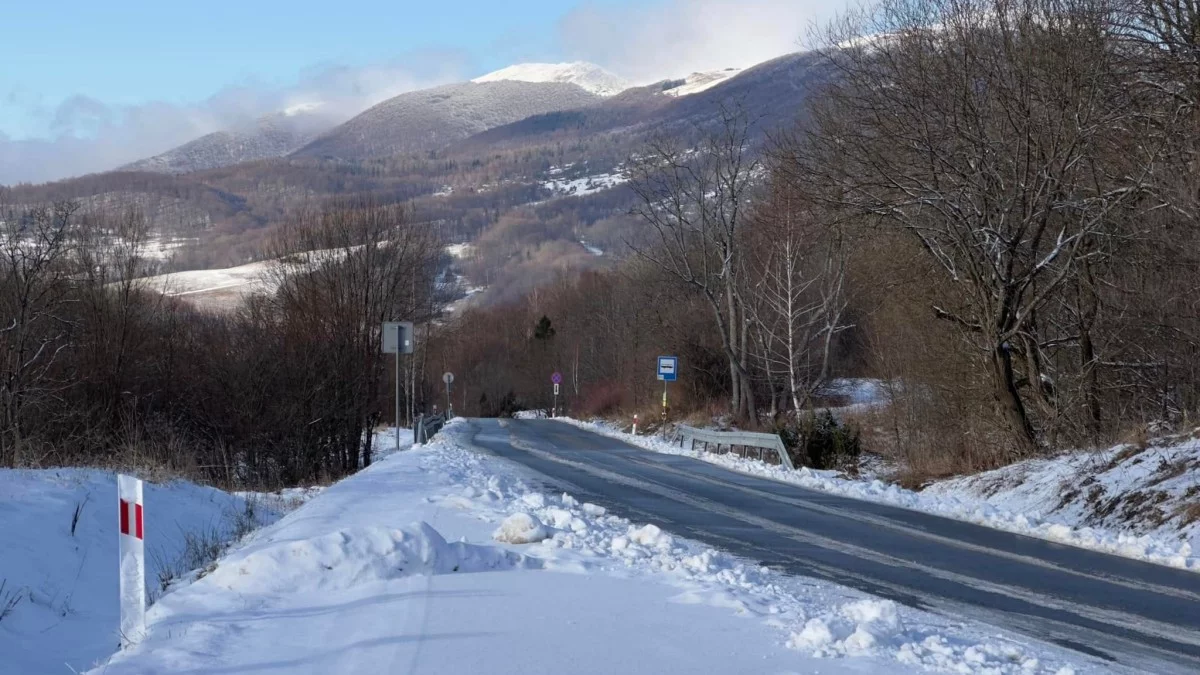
82,420,1099,674
556,418,1200,572
0,468,283,674
541,170,628,198
579,238,603,256
660,68,741,96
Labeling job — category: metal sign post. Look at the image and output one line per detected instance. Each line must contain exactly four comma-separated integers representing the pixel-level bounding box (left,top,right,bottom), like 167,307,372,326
551,372,563,417
383,321,414,452
657,356,678,438
442,372,455,417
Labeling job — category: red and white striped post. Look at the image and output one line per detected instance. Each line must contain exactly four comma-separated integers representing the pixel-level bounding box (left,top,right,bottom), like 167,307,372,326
117,474,145,645
632,414,639,435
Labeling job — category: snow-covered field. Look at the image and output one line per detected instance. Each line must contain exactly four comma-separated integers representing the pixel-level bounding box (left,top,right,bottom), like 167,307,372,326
78,420,1098,674
138,259,275,305
541,170,628,198
556,418,1199,572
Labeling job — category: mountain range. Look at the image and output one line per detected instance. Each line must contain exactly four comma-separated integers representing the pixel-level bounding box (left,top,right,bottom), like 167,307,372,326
119,61,753,174
5,51,832,305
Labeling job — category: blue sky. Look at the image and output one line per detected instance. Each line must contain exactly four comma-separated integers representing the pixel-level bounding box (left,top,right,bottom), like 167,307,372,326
0,0,836,183
3,0,628,138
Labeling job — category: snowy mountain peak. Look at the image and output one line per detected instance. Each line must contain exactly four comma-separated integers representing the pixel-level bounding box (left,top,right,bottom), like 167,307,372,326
472,62,630,97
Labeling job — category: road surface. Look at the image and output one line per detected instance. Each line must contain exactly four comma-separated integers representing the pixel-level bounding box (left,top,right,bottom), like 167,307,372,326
466,418,1200,674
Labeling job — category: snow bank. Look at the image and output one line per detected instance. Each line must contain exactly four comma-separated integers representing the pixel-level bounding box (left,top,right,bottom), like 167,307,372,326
557,417,1200,572
927,433,1200,570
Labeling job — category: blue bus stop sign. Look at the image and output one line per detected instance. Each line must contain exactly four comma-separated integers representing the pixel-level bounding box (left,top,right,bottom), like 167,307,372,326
657,356,678,382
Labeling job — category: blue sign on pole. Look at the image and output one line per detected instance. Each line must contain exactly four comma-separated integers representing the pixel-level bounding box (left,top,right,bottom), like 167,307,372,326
657,356,678,382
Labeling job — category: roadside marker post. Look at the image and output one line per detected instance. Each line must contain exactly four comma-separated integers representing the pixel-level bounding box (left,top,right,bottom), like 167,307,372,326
117,474,145,646
632,414,639,435
657,356,678,438
551,372,563,418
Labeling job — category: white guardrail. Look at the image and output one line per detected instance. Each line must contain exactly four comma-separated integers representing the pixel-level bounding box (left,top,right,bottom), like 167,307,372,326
672,425,795,471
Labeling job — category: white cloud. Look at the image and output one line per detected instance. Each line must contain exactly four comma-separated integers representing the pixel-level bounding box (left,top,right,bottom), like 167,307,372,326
0,52,469,186
557,0,840,83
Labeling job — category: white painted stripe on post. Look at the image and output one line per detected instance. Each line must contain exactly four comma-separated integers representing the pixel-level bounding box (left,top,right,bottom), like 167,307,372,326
117,474,145,645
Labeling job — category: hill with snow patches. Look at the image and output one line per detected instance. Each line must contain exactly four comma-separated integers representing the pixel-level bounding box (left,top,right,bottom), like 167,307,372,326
294,80,601,160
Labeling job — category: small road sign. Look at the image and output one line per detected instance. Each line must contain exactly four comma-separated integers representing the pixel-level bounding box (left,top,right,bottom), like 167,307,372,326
443,372,455,385
657,356,678,382
382,322,414,354
551,372,563,385
554,382,560,395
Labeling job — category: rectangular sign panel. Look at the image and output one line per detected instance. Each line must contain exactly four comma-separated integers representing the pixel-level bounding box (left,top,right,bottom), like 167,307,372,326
657,356,678,382
382,321,414,354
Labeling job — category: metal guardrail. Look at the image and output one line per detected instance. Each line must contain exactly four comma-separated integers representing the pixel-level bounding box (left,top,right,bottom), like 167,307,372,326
672,425,795,470
414,413,448,444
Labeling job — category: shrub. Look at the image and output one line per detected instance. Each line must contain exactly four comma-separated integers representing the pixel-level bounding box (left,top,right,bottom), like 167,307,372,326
778,410,862,471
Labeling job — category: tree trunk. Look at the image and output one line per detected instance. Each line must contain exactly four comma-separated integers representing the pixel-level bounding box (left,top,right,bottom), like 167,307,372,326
990,344,1039,456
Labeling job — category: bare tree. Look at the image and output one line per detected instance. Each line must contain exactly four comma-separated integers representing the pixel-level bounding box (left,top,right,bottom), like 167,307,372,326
804,0,1155,453
746,174,851,413
0,202,80,465
626,106,762,422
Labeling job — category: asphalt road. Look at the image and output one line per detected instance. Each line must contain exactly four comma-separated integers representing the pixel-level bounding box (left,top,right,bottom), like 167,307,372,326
465,418,1200,674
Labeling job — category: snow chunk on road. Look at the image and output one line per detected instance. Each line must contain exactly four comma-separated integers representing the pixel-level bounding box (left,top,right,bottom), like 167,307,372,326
493,512,550,544
789,599,903,656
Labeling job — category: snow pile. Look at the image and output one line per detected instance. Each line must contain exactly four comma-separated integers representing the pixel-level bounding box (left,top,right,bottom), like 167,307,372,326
926,432,1200,568
493,512,550,544
207,522,535,596
473,62,630,96
557,417,1200,572
0,468,278,674
789,599,904,656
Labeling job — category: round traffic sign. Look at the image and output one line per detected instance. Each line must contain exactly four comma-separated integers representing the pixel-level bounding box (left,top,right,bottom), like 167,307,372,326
551,372,563,385
443,372,455,385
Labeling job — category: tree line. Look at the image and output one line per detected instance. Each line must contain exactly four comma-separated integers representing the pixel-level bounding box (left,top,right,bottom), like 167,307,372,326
0,197,441,487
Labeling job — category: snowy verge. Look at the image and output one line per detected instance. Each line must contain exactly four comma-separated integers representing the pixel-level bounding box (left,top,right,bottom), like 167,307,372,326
90,419,1093,674
926,432,1200,568
554,417,1198,572
0,468,284,674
